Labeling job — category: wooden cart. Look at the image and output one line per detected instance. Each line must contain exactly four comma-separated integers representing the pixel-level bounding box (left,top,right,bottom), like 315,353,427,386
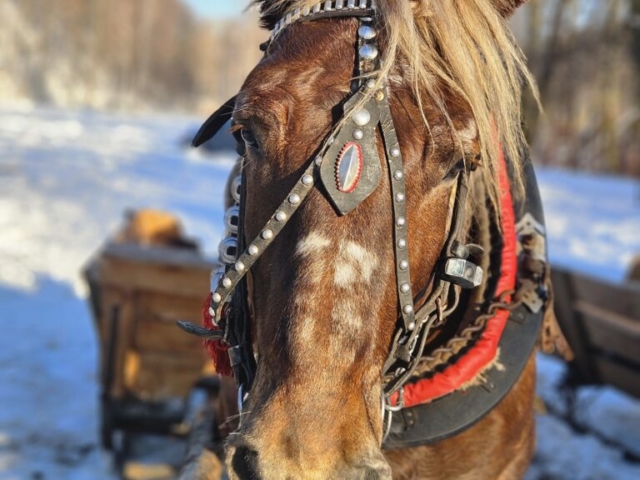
552,267,640,399
85,234,219,473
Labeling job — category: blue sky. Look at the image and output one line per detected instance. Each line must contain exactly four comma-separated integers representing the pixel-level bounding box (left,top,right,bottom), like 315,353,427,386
184,0,247,19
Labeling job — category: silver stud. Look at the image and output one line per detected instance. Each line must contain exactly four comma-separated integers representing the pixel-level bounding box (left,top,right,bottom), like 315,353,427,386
347,0,356,8
235,261,245,272
209,306,216,317
396,193,405,202
398,239,407,249
403,305,414,314
289,193,301,205
336,0,344,9
397,217,406,227
313,3,321,13
358,26,376,40
315,155,323,166
224,206,240,234
231,175,242,203
324,0,333,11
352,109,371,126
218,237,238,264
302,174,314,186
391,147,401,158
262,229,274,240
358,0,367,7
353,129,364,140
275,211,287,222
359,44,379,61
212,292,222,303
222,277,232,288
399,260,409,270
329,136,335,145
400,283,410,294
248,244,259,256
394,170,403,180
366,79,376,89
408,322,416,331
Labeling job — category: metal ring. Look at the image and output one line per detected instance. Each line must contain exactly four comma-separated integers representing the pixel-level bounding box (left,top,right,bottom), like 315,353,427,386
237,383,245,414
384,387,405,413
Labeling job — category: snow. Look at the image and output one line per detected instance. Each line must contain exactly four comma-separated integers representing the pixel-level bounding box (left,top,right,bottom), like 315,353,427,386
536,168,640,283
1,106,639,478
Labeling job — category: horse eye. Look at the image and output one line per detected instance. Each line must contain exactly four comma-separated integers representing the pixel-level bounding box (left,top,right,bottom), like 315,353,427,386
444,158,466,180
241,128,259,150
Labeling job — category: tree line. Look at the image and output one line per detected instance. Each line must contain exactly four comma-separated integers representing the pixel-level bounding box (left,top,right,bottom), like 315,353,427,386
515,0,640,176
1,0,265,111
1,0,638,176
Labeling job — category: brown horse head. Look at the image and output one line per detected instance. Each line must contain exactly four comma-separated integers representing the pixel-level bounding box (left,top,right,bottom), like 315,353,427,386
222,1,534,478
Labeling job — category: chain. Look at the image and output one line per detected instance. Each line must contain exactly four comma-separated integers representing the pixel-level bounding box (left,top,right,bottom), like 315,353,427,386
411,289,521,376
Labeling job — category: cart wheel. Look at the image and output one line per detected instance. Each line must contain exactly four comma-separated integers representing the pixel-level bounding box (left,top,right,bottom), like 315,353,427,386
101,399,114,451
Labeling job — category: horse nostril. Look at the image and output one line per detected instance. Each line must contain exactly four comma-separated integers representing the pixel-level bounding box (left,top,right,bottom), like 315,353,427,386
363,468,384,480
231,445,261,480
360,459,392,480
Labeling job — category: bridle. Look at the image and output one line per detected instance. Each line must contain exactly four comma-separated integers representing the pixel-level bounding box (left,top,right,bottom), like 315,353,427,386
178,0,486,437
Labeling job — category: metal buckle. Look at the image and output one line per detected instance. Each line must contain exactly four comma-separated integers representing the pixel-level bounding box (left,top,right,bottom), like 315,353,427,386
442,258,483,289
385,386,405,413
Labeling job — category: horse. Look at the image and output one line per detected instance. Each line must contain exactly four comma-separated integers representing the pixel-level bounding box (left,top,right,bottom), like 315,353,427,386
179,1,568,478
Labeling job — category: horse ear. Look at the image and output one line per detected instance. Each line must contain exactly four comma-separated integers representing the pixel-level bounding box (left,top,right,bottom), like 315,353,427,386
493,0,528,17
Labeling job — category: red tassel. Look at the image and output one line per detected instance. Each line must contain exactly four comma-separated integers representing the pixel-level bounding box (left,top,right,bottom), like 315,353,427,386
202,293,233,377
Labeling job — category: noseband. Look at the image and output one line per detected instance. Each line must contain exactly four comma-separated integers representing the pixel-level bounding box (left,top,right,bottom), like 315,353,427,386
178,0,546,446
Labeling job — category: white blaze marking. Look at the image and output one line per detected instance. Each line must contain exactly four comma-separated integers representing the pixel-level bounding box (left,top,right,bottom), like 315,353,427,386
296,232,331,257
334,241,379,287
296,232,332,285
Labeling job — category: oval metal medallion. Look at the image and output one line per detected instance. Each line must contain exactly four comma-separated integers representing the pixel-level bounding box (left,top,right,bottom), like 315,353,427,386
335,142,363,193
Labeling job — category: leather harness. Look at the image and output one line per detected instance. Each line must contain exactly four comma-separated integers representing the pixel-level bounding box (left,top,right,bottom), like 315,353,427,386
178,0,549,449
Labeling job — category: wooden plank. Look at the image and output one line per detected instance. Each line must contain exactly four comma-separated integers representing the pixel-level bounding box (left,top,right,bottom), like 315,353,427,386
124,351,212,400
133,292,205,352
103,243,218,270
569,272,640,319
99,256,211,298
594,355,640,399
99,289,136,399
575,301,640,365
135,316,204,353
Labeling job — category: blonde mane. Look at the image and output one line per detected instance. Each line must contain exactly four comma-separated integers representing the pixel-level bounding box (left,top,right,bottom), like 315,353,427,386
255,0,539,199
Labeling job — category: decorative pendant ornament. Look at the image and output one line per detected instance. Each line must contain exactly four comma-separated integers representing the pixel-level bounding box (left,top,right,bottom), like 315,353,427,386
319,90,382,215
335,143,364,193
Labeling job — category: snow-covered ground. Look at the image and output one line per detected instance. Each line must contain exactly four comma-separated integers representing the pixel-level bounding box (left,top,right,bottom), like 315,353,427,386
0,106,639,479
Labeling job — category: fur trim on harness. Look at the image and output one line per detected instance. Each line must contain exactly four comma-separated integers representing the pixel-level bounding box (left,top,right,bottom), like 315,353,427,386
202,293,233,377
